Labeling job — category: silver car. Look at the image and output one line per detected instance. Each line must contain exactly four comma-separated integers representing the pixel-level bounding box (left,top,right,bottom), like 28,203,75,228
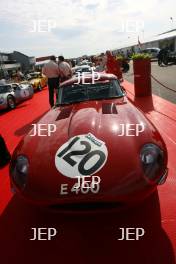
72,65,93,76
142,48,160,59
0,83,34,110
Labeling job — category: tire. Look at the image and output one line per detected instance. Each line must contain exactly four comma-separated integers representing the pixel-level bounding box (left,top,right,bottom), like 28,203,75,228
7,96,16,109
124,63,130,73
158,59,162,66
38,83,42,91
163,59,168,65
163,55,169,65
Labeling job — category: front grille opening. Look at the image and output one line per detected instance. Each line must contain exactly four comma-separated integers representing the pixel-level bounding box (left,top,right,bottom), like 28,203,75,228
49,201,125,211
56,107,73,121
102,103,118,114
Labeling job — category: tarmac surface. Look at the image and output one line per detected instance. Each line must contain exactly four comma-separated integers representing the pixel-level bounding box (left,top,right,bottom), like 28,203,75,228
124,61,176,104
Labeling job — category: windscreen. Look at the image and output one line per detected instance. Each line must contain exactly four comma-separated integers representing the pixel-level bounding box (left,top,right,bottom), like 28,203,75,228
0,85,12,94
59,80,123,105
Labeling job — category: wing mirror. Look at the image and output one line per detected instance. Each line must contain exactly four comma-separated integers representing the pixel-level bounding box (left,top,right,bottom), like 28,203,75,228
121,85,126,95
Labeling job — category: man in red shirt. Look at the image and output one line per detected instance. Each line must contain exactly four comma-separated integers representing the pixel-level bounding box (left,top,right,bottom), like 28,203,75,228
106,51,123,81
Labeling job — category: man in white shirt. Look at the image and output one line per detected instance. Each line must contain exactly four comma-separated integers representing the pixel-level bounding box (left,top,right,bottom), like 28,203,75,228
42,56,60,107
58,56,72,82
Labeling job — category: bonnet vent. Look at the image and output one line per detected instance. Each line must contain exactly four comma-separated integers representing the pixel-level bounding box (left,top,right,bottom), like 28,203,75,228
56,107,73,121
102,103,118,114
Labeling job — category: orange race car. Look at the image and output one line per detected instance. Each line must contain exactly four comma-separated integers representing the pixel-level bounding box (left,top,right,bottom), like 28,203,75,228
26,72,47,91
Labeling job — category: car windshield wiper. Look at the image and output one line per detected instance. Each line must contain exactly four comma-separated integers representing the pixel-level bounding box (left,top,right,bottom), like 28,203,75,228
88,95,124,101
59,99,89,106
57,96,124,107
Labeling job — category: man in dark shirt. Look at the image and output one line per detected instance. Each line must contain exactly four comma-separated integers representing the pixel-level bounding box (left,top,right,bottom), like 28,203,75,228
0,135,11,167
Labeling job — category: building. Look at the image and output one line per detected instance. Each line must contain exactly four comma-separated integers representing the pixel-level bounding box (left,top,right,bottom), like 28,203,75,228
35,56,52,70
11,51,36,73
0,52,21,78
0,51,36,78
112,29,176,55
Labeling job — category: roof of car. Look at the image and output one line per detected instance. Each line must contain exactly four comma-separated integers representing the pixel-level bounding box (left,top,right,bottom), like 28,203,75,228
60,73,118,87
143,47,160,50
75,65,91,68
72,65,91,71
0,84,11,87
30,72,41,74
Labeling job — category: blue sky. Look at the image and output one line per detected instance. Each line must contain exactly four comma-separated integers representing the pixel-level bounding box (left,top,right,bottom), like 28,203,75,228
0,0,176,58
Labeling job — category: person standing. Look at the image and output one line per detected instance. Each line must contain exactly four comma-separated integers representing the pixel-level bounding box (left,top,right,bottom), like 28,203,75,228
0,134,11,167
16,69,24,82
58,56,72,82
42,56,60,107
95,58,105,72
106,50,123,81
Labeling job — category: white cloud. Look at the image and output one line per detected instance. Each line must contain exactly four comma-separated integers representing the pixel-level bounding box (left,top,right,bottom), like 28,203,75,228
0,0,176,57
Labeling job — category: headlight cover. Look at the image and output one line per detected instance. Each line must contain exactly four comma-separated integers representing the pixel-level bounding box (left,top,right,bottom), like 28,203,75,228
10,155,29,190
140,144,167,185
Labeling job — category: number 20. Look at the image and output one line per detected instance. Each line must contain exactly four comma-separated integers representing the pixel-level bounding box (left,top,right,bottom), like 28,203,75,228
58,137,106,175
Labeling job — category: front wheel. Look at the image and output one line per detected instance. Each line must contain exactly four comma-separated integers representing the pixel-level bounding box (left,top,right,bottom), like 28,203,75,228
163,59,168,65
7,96,16,109
158,59,162,66
163,55,169,65
38,83,42,91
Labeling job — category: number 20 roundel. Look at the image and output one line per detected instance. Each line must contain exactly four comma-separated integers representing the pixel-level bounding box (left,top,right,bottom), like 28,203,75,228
55,133,108,179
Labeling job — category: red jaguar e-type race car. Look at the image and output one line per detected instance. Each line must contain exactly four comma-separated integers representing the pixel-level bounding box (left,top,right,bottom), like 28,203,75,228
9,73,168,209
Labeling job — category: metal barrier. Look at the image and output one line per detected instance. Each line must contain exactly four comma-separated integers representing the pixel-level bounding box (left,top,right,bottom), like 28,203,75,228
151,75,176,94
124,72,176,94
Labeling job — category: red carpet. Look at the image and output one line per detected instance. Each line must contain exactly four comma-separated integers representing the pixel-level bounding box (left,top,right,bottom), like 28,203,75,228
0,84,176,264
0,88,50,214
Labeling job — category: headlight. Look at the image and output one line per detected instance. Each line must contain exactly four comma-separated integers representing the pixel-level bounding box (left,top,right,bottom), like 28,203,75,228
140,144,167,185
10,155,29,190
0,97,4,104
